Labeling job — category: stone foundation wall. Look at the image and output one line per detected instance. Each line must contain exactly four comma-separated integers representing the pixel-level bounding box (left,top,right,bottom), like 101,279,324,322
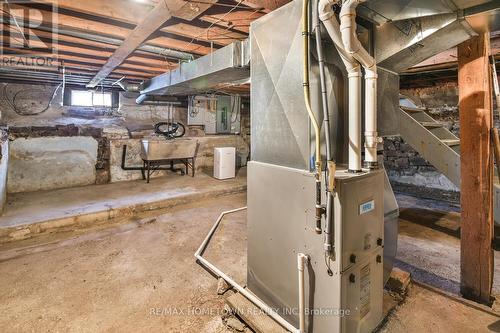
0,83,187,126
8,125,111,187
8,136,98,193
4,123,250,192
0,83,249,193
387,82,498,202
383,136,459,202
109,135,248,182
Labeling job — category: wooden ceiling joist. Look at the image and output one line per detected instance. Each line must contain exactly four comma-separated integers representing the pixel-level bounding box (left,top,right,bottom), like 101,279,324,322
33,0,156,26
0,0,264,87
4,26,178,69
161,22,246,46
1,30,173,71
1,47,168,77
5,4,214,56
200,11,259,33
85,0,189,88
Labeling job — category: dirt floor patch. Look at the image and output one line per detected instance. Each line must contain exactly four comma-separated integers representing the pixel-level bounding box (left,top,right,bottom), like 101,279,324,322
0,193,247,333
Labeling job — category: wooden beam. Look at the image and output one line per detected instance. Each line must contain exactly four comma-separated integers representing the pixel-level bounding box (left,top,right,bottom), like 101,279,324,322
32,0,218,24
34,0,155,25
86,0,188,87
25,1,220,49
161,22,247,46
458,33,494,305
240,0,290,12
5,4,212,55
413,36,500,69
1,30,173,70
200,10,264,33
2,47,173,77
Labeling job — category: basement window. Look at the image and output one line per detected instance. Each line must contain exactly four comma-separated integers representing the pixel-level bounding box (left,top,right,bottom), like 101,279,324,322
70,90,113,107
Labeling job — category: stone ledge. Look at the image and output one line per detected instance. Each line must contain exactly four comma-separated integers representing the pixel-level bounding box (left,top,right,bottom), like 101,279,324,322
0,180,246,245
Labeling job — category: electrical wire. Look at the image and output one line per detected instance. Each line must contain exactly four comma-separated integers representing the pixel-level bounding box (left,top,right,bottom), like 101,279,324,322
185,0,264,10
230,95,241,124
158,1,260,69
182,0,245,54
3,83,62,116
2,0,28,44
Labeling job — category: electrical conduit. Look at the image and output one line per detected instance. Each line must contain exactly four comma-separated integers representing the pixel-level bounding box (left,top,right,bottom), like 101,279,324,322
314,0,336,260
303,0,324,234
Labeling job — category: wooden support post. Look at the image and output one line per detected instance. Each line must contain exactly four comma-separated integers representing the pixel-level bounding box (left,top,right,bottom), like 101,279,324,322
458,33,494,305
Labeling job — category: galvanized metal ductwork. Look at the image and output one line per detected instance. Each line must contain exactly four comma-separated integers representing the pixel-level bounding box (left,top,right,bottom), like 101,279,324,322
114,77,141,93
138,40,250,98
189,2,500,333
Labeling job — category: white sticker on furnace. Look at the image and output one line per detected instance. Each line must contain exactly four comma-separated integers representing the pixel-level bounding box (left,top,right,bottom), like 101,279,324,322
359,200,375,215
360,264,371,319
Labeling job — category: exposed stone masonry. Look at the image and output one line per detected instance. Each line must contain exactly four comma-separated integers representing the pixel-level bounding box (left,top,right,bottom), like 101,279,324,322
8,124,111,184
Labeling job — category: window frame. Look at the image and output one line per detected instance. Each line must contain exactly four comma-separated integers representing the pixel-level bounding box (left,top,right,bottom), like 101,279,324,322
64,88,119,108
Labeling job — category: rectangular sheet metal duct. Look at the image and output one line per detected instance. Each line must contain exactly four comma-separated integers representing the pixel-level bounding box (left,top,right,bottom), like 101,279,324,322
139,40,250,96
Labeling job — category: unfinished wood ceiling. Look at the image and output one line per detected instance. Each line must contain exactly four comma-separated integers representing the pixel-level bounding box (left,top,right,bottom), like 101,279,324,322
400,32,500,88
4,0,494,91
0,0,279,88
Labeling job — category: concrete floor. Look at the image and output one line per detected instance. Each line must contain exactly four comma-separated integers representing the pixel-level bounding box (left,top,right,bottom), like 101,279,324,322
380,284,500,332
0,170,246,244
0,193,248,333
395,193,500,295
1,188,499,332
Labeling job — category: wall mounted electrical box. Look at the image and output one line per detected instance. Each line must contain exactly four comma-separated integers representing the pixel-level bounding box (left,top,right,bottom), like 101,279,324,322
188,95,241,135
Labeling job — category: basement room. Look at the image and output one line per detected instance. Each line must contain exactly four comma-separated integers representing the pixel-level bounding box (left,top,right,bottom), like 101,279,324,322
0,0,500,332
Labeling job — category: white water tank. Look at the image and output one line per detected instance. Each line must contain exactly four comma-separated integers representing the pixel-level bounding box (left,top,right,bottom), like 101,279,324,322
214,147,236,179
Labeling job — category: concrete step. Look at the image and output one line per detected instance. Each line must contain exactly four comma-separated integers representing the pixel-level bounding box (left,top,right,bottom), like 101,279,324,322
0,171,247,244
225,292,289,333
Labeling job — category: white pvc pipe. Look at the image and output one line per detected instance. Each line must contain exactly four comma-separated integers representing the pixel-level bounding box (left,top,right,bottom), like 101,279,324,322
194,207,301,333
339,0,379,166
318,0,362,172
297,253,309,333
348,71,362,171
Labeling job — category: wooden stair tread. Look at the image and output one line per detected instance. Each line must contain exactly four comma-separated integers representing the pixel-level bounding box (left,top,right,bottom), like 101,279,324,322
442,139,460,146
400,106,426,113
420,121,444,128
